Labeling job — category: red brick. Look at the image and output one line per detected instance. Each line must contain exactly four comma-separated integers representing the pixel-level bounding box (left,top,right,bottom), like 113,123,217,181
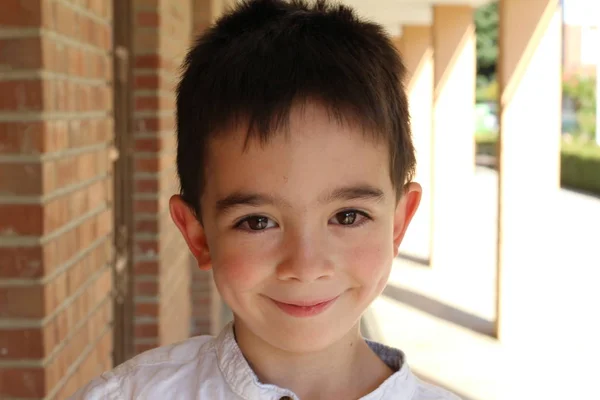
135,178,159,193
72,7,83,39
89,0,108,19
135,280,158,296
0,328,44,359
0,37,42,70
0,246,44,279
98,22,113,50
0,367,45,398
0,162,44,195
0,285,44,318
91,84,112,111
0,121,46,154
137,12,160,26
0,0,43,27
134,54,163,69
191,296,211,306
73,83,89,112
135,342,158,355
40,36,57,72
134,157,160,173
98,54,112,81
0,204,43,236
0,161,45,196
45,271,67,313
53,78,67,111
43,307,68,355
192,320,211,336
134,116,176,133
135,117,159,133
43,197,69,235
133,199,160,214
54,156,77,189
134,74,161,90
53,1,75,37
66,46,84,77
135,323,158,338
135,302,159,317
89,52,108,80
135,219,159,235
134,261,159,275
0,80,44,111
135,96,161,111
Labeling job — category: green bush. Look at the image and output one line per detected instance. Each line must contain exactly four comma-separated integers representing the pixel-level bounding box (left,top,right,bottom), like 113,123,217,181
561,141,600,195
474,135,600,195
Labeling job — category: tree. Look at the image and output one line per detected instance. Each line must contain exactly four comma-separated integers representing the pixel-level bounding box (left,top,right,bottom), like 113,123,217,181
475,1,498,85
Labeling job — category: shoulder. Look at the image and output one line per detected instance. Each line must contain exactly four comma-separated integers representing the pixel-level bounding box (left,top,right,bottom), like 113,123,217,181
412,379,462,400
67,335,216,399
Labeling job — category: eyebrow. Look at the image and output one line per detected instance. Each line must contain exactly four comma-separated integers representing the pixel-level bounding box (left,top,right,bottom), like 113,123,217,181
319,184,385,204
214,184,385,216
215,192,289,216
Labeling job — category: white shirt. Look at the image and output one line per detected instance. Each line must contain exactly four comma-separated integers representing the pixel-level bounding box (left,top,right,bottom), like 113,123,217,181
69,322,460,399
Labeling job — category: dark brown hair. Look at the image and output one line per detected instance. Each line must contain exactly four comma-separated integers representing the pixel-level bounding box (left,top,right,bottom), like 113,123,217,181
176,0,415,214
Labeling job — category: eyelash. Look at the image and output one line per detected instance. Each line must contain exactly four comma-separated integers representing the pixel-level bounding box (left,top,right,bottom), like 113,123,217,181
233,209,373,233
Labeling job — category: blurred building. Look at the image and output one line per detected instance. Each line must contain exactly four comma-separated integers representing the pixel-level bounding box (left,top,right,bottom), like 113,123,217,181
562,0,599,77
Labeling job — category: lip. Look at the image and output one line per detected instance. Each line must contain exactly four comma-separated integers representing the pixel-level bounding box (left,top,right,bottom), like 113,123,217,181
270,296,340,318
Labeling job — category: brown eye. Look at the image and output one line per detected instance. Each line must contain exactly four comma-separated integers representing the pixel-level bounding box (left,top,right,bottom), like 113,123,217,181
236,215,276,232
247,216,269,230
329,210,371,227
336,211,357,225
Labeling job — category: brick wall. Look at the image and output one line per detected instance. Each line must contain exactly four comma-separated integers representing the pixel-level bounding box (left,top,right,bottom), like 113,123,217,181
131,0,193,353
562,23,597,77
0,0,226,396
563,24,583,75
0,1,114,398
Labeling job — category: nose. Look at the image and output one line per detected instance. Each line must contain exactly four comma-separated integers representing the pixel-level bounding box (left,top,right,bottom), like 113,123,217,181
276,229,334,282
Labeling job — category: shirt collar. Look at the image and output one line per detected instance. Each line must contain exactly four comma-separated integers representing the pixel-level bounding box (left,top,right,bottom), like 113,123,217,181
215,322,417,400
215,322,296,399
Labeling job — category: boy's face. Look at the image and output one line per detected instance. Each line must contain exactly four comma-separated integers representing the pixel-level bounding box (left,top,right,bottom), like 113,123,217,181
171,103,420,352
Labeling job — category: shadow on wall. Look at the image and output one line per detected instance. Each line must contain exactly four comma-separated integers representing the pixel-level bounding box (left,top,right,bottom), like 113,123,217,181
381,284,495,337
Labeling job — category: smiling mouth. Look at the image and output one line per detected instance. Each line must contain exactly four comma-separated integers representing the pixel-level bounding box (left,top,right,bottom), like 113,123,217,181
270,296,340,317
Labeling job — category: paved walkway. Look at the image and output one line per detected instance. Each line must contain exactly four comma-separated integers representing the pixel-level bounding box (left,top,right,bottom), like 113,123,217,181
364,167,600,399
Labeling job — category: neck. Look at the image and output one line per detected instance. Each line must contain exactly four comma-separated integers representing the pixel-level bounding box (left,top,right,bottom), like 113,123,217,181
233,319,393,400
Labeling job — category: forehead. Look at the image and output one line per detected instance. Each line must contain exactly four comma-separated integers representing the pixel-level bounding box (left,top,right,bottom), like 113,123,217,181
203,104,392,203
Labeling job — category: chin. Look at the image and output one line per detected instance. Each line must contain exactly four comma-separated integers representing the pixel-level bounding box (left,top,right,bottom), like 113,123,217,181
262,316,358,354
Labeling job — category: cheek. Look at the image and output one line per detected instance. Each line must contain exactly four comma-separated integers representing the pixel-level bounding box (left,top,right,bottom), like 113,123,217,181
344,227,393,286
211,238,274,293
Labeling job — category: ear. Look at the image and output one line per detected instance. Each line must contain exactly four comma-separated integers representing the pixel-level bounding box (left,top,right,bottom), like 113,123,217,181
392,182,422,257
169,195,212,270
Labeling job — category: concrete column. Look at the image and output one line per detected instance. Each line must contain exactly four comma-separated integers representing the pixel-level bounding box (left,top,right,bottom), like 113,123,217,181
398,25,434,260
431,6,476,269
496,5,600,397
496,0,562,345
495,2,572,396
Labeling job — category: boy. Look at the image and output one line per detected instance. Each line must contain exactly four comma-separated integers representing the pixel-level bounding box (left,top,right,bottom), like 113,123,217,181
70,0,460,399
